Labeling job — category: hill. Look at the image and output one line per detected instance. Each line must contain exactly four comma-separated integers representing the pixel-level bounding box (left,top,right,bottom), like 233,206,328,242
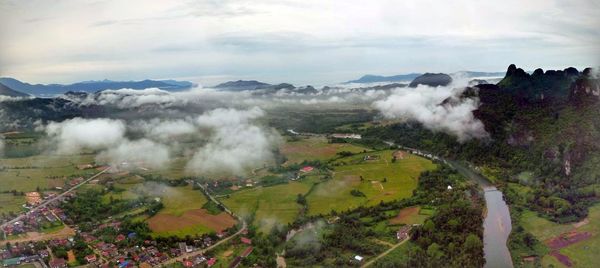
0,77,194,96
408,73,453,87
345,73,422,84
0,83,29,97
213,80,272,91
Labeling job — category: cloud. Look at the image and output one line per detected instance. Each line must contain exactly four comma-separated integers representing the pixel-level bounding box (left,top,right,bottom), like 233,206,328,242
372,83,488,141
186,107,281,176
133,118,197,140
44,118,126,154
96,138,170,168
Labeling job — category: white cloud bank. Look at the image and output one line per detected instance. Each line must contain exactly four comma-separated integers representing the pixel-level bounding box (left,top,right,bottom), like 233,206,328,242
187,107,281,176
373,84,488,141
45,118,126,154
41,107,279,175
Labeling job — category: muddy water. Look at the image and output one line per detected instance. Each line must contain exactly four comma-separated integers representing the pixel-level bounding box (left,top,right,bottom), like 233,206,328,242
483,187,514,268
447,160,513,268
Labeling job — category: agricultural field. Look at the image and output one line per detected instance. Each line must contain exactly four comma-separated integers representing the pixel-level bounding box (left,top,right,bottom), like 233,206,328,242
220,177,317,233
0,193,25,215
145,185,236,237
279,136,369,164
306,150,436,215
0,153,97,192
521,203,600,267
389,206,434,225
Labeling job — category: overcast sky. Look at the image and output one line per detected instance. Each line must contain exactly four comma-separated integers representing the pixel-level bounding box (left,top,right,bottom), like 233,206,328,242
0,0,598,86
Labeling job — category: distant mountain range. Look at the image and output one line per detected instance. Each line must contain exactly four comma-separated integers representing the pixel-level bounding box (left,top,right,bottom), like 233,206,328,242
0,83,29,97
0,77,195,96
345,71,505,84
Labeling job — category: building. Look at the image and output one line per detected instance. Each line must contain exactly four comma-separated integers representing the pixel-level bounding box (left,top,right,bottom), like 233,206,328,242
331,133,362,139
354,255,364,262
49,258,67,268
240,237,252,245
2,258,21,267
396,226,411,241
299,166,314,173
85,254,97,263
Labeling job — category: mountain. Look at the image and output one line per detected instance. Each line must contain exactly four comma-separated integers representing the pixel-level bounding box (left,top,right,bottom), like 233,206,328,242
213,80,272,91
0,83,29,97
496,64,581,101
409,73,453,87
0,77,194,96
345,73,422,84
346,71,504,84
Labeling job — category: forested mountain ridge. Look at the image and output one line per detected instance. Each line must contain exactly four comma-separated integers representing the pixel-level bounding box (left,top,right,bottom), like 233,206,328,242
362,65,599,222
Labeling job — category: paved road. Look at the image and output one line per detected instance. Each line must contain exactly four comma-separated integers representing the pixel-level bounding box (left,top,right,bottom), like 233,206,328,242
1,167,110,230
361,237,410,268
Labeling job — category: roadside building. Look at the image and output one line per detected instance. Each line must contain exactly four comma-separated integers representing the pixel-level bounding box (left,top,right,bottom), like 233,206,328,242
49,258,67,268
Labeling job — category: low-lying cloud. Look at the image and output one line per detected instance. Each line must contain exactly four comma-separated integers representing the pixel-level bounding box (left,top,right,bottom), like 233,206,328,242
187,107,281,176
44,118,126,154
373,83,488,141
96,138,170,168
40,107,279,176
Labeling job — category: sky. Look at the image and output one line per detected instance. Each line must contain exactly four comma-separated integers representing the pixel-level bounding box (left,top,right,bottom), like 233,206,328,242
0,0,599,86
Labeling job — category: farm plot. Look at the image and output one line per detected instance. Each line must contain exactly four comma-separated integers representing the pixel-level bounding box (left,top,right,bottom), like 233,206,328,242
0,153,97,192
220,179,315,233
306,150,436,216
279,136,369,164
522,203,600,267
146,185,236,237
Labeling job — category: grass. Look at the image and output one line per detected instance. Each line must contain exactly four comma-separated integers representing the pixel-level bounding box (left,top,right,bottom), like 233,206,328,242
154,185,208,216
389,206,432,225
0,193,25,215
279,136,369,164
372,241,416,267
520,203,600,267
520,210,573,241
306,150,436,215
151,223,213,238
0,153,97,192
220,179,315,233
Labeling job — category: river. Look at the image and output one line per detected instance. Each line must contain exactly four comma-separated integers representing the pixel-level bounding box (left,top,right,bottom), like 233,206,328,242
448,160,514,268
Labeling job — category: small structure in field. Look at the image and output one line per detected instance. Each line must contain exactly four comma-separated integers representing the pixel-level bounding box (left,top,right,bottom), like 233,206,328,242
300,166,314,173
331,133,362,139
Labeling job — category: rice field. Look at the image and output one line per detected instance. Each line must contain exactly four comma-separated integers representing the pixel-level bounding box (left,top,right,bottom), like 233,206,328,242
306,150,436,215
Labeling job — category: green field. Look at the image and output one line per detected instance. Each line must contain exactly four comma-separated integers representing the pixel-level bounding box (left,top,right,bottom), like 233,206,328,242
0,153,97,192
0,193,25,215
280,136,369,164
520,210,573,241
521,203,600,267
220,179,315,232
306,150,436,215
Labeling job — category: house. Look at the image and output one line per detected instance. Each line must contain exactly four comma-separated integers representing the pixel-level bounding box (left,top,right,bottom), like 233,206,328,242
2,257,21,267
240,237,252,245
331,133,362,139
447,185,453,190
354,255,364,262
116,234,126,242
300,166,314,173
363,155,379,161
396,226,411,241
49,258,67,268
229,256,242,268
207,258,217,267
85,254,97,263
182,260,194,268
240,247,253,258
